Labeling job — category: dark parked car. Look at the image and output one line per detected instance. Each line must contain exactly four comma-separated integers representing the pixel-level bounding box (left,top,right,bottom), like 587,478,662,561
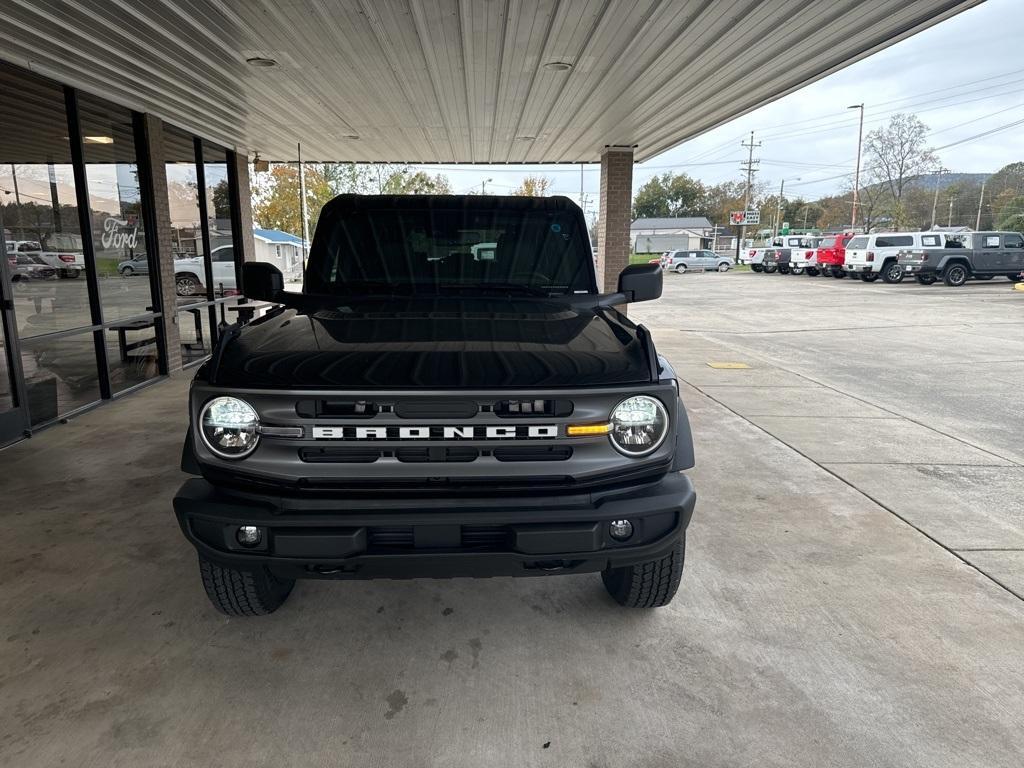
898,231,1024,286
174,195,696,616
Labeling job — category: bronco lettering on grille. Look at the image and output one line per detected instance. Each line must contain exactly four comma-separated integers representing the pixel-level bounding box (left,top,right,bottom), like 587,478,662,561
311,424,559,440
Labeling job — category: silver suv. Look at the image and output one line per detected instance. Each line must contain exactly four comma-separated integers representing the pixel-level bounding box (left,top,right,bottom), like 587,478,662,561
664,249,732,273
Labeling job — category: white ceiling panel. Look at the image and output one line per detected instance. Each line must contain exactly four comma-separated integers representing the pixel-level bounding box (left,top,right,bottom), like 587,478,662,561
0,0,983,162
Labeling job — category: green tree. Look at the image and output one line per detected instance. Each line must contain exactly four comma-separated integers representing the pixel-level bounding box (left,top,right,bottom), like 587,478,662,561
996,194,1024,232
632,172,707,219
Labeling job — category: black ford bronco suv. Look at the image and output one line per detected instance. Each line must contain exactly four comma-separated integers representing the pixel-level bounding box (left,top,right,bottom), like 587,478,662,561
174,195,696,616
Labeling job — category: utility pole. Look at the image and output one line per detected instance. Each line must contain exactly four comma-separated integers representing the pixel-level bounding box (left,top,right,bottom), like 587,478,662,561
481,178,492,194
930,167,946,229
736,131,761,263
947,195,956,227
848,103,864,228
772,177,799,238
976,179,986,230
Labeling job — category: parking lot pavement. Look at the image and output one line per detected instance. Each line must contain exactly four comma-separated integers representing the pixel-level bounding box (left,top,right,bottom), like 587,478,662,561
1,273,1023,767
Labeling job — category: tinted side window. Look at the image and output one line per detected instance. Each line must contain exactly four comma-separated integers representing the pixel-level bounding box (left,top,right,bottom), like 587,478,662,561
1003,234,1024,248
875,235,913,248
846,237,869,249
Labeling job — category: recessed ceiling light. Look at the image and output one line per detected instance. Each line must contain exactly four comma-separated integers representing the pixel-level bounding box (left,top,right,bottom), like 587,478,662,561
543,61,573,71
246,57,278,68
84,135,114,144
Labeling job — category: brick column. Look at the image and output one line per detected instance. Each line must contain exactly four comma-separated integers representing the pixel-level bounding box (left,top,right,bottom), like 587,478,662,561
596,146,634,299
230,151,256,263
138,114,182,373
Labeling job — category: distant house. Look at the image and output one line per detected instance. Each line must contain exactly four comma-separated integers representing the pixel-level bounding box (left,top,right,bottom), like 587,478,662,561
254,228,306,279
630,216,714,253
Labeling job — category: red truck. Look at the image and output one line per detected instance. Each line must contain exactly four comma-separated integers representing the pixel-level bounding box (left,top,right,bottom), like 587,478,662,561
815,233,856,278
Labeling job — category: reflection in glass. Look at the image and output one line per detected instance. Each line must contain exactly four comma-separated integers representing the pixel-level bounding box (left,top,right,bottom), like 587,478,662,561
20,331,101,425
105,324,159,393
0,324,13,411
1,64,91,338
79,94,156,323
165,127,206,304
178,305,213,364
204,146,237,297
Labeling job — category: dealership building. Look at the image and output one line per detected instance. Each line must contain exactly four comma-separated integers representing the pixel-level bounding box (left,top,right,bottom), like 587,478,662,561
0,1,981,448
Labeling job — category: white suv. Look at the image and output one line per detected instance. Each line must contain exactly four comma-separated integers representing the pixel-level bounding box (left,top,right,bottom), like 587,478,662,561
844,232,945,284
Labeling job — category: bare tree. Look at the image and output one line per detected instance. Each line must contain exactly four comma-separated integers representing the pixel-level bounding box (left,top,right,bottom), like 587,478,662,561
863,114,936,228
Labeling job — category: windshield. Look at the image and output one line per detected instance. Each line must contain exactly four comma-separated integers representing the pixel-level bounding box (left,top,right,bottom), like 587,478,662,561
819,237,837,248
306,201,594,296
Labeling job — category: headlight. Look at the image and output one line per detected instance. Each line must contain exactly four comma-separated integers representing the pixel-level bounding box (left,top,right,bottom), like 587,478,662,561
609,395,668,457
200,396,260,459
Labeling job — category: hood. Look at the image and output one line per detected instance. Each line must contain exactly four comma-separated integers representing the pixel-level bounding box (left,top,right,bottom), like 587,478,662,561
211,297,652,389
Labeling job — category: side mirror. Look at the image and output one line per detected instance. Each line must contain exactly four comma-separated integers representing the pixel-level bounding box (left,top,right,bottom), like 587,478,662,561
242,261,284,302
617,263,662,303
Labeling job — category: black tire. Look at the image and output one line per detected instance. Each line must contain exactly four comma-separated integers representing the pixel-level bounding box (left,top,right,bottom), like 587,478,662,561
198,556,295,616
943,263,969,287
832,270,845,279
778,265,790,275
751,264,763,273
176,272,202,296
674,264,686,274
1009,274,1023,282
862,273,879,282
881,261,904,284
602,536,685,608
717,262,730,272
791,267,804,275
60,268,80,279
806,267,819,276
120,266,134,277
916,275,937,285
763,264,777,274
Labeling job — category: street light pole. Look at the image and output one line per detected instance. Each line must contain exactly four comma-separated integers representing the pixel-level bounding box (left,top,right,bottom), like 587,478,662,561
976,179,986,230
848,103,864,229
481,177,492,194
773,177,799,238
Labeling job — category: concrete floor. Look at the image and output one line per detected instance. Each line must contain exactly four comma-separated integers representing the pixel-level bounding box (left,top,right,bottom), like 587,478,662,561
2,271,1023,767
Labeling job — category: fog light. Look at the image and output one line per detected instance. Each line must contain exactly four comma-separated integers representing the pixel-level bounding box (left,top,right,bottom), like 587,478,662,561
236,525,262,547
609,520,634,541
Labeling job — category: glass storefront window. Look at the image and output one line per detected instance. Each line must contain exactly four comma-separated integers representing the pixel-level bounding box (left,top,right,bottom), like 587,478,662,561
0,64,91,339
178,306,214,365
164,127,206,304
78,93,155,324
203,144,237,297
20,331,101,426
104,325,159,392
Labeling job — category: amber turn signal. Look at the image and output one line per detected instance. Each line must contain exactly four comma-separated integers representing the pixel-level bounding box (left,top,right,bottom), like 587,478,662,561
566,423,611,436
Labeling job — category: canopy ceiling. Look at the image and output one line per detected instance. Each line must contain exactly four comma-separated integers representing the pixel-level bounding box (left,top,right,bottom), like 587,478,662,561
0,0,983,163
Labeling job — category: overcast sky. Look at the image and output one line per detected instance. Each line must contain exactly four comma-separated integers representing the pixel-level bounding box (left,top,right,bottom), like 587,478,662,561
412,0,1023,219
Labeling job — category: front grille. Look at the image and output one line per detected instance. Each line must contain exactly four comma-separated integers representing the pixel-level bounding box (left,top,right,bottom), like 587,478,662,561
366,525,509,552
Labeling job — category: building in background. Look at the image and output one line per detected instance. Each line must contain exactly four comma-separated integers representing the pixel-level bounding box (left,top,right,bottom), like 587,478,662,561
253,228,305,281
630,216,714,253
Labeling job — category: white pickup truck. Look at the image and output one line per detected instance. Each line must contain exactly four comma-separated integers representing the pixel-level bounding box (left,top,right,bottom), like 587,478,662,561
742,238,783,273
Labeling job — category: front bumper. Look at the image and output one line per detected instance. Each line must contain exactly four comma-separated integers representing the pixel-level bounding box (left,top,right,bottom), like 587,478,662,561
174,472,696,580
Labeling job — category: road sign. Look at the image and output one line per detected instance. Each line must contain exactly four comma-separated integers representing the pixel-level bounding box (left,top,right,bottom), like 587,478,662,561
730,210,760,225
